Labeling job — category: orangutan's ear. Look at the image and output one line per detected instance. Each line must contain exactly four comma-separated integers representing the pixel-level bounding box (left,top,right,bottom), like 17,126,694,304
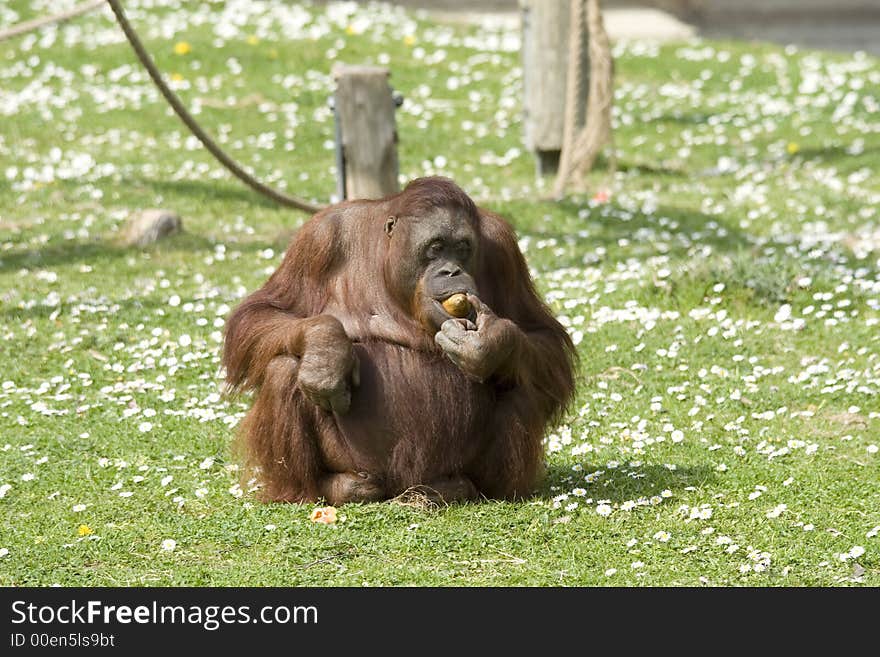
384,216,397,237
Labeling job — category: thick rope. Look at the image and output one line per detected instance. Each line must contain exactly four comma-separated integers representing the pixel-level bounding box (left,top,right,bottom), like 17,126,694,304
105,0,322,214
0,0,105,42
571,0,614,179
1,0,324,213
554,0,615,196
553,0,585,198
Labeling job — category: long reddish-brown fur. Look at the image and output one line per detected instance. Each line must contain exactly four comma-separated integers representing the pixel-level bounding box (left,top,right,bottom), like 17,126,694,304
223,177,576,502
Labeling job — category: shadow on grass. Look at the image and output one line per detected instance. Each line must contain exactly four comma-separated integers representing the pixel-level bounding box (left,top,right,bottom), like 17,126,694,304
0,230,278,275
790,144,880,167
508,194,878,304
650,111,719,127
127,176,293,210
537,462,716,505
0,232,209,274
615,161,689,177
508,199,754,270
660,237,880,309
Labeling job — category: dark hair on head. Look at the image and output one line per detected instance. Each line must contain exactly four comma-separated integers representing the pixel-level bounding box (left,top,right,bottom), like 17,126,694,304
387,176,479,223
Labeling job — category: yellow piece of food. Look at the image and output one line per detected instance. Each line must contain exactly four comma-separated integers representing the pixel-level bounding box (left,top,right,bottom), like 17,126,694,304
442,293,471,318
310,506,338,524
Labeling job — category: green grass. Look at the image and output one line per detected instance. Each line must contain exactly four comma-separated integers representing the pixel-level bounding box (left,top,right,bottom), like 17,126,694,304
1,1,878,586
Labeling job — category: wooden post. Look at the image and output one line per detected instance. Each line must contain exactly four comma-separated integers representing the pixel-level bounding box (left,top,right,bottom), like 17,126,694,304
521,0,589,176
332,64,400,200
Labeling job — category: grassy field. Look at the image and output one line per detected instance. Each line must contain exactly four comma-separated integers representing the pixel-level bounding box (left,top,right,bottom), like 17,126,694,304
0,0,878,586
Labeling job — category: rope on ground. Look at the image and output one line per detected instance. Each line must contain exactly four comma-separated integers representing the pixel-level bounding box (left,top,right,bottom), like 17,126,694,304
2,0,325,214
0,0,105,43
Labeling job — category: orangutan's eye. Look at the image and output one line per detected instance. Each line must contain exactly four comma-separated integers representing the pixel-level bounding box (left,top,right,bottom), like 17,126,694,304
426,240,444,260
